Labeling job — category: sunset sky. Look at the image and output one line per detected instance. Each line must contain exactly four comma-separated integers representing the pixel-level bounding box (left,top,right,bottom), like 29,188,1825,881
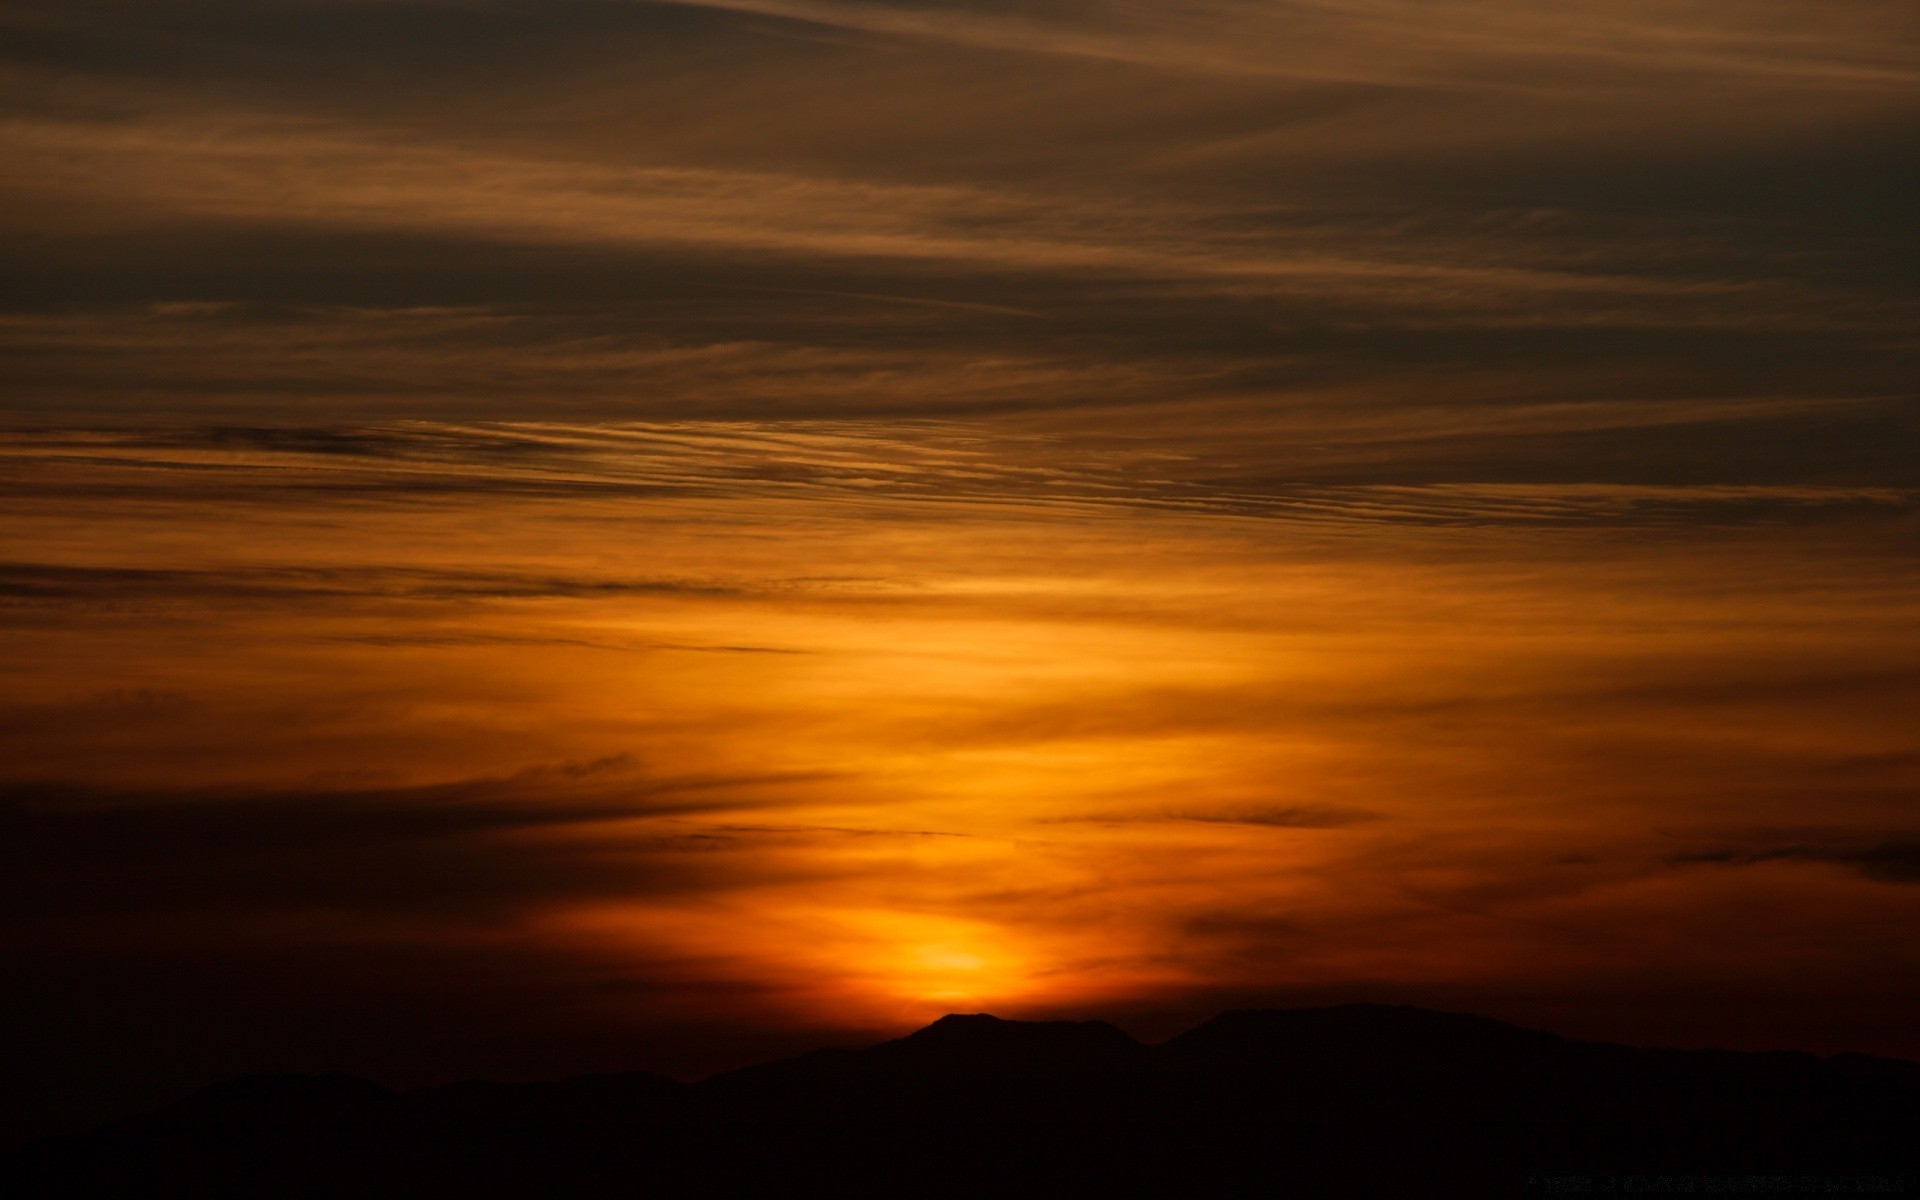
5,0,1919,1139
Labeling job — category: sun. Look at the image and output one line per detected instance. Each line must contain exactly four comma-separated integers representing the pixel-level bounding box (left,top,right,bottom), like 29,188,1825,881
902,943,997,1003
831,910,1033,1012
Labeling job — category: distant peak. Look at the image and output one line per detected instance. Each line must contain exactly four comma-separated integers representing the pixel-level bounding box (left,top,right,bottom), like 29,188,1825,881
927,1013,1005,1028
899,1013,1141,1054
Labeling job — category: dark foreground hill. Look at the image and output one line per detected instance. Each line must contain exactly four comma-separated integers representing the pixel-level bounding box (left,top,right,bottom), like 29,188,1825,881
9,1005,1917,1198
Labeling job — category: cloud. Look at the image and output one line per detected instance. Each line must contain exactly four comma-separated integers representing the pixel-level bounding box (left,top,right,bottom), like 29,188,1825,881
0,560,746,607
0,764,838,924
645,0,1920,93
1171,805,1378,828
5,423,1913,530
6,2,1913,451
1068,804,1379,829
0,303,1221,417
8,104,1778,308
26,0,1920,92
1671,839,1920,885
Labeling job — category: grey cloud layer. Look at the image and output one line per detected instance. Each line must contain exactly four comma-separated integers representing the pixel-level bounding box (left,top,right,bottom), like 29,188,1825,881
3,0,1915,492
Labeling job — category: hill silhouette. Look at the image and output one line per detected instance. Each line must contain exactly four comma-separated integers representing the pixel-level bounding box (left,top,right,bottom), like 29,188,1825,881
8,1005,1915,1197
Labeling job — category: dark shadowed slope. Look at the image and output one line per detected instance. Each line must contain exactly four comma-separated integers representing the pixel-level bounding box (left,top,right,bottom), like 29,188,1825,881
9,1006,1917,1198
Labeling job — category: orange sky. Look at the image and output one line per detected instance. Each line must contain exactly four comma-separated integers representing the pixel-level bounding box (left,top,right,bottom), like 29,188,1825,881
7,424,1916,1073
4,0,1918,1142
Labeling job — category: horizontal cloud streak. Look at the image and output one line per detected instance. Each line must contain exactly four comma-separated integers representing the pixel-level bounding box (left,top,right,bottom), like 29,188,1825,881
649,0,1920,90
0,765,842,922
5,423,1914,528
10,108,1782,308
1672,838,1920,885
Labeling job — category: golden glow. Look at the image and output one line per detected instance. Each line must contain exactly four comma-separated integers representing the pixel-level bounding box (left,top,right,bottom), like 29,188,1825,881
3,425,1916,1045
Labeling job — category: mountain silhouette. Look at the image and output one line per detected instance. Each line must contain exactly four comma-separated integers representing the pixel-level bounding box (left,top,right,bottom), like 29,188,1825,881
8,1005,1915,1198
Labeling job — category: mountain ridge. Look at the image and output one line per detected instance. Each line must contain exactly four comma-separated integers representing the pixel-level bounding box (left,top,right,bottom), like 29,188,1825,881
11,1004,1917,1198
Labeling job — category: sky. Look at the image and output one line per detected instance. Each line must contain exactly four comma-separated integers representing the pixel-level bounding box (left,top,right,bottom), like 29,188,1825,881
4,0,1919,1139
